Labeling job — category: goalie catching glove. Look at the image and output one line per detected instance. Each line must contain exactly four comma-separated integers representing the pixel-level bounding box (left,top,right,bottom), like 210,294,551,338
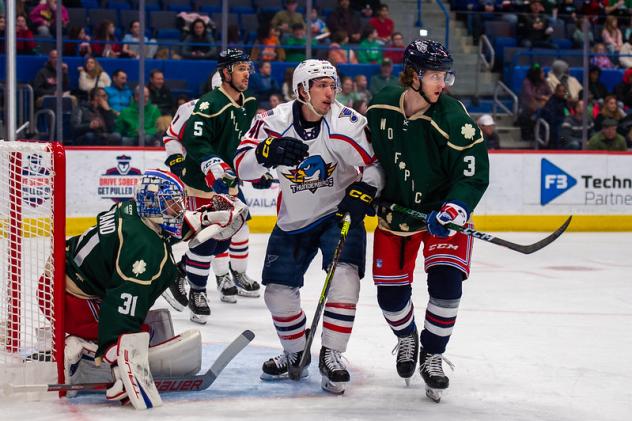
184,194,248,245
255,136,309,168
427,201,469,238
336,181,377,227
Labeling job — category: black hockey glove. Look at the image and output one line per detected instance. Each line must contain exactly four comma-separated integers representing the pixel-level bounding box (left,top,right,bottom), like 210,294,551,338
165,153,185,178
336,181,377,227
255,136,309,168
251,172,275,189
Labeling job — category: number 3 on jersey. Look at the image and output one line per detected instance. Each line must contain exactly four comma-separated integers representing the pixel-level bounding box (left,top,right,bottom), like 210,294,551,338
463,156,475,176
118,293,138,316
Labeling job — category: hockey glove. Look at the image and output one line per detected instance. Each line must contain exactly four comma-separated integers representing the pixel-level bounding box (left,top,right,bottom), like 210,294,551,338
202,157,238,194
165,153,185,178
251,172,274,189
255,136,309,168
336,181,377,226
427,201,469,238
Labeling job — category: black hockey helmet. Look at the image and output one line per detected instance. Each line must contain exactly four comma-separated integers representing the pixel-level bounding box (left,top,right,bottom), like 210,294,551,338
217,48,251,69
403,39,454,86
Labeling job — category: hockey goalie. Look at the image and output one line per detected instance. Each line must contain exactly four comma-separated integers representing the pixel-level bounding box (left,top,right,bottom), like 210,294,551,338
38,169,247,409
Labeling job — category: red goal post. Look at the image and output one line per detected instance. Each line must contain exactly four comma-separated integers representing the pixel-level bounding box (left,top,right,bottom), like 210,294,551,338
0,140,65,397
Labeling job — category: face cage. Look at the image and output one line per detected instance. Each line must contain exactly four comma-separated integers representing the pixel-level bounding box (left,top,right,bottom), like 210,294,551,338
158,192,186,238
418,69,456,87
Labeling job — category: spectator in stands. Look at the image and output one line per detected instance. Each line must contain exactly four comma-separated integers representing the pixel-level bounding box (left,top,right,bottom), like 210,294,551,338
615,68,632,108
16,14,36,55
64,26,91,57
619,32,632,68
352,98,368,115
357,26,383,64
0,17,6,54
560,100,591,149
182,18,217,60
72,87,121,146
285,23,316,62
572,16,593,48
271,0,304,36
328,31,358,65
115,86,161,146
518,64,552,139
541,83,570,148
595,94,626,130
105,70,132,114
269,93,283,109
337,76,360,107
309,6,329,40
327,0,363,43
359,4,374,29
147,69,173,117
518,0,555,49
78,56,111,101
92,20,121,58
29,0,69,38
383,31,405,64
370,57,399,95
354,74,372,102
368,4,394,43
122,20,155,59
587,118,627,150
32,49,72,108
471,0,499,45
581,0,604,24
546,60,582,103
588,66,609,101
590,43,615,69
250,61,281,104
477,114,501,149
602,15,623,53
251,24,286,62
603,0,630,18
281,67,295,101
557,0,578,26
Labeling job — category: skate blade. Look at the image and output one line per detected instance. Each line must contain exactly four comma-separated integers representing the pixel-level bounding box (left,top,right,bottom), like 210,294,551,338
189,313,209,324
260,368,308,381
220,294,238,303
161,290,186,312
321,377,345,395
404,377,412,387
425,386,444,403
237,288,260,298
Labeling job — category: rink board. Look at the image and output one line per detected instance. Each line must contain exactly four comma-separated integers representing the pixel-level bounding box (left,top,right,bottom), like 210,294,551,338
60,148,632,235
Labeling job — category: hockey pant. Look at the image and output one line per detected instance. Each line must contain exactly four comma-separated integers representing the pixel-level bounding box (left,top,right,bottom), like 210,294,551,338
264,263,360,353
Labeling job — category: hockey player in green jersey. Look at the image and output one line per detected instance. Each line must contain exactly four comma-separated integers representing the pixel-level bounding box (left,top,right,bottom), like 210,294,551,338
48,169,247,408
172,49,259,321
366,39,489,403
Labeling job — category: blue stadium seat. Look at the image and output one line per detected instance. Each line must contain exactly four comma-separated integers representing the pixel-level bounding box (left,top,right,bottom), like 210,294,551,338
87,9,119,30
167,0,193,12
155,28,181,39
81,0,99,8
108,0,131,10
230,0,256,14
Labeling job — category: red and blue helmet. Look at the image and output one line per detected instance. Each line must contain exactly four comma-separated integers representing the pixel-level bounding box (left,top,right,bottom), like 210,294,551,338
135,169,186,238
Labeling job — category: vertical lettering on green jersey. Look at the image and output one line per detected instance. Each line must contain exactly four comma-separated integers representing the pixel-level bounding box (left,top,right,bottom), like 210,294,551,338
98,206,117,235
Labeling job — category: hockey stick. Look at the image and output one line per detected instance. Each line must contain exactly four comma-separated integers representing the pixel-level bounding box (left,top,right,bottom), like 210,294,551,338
381,201,573,255
289,213,352,381
6,330,255,395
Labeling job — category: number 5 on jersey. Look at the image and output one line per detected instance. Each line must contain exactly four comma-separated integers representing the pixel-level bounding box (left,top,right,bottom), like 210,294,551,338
193,121,204,136
118,293,138,316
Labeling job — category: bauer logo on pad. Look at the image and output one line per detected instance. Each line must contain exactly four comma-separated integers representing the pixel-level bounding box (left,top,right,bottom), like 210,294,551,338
540,158,577,205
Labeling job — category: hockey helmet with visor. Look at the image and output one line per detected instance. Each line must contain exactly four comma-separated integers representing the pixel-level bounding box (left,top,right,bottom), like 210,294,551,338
403,39,455,87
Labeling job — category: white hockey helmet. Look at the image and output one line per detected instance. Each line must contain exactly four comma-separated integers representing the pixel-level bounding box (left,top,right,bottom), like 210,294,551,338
292,59,339,99
211,71,222,89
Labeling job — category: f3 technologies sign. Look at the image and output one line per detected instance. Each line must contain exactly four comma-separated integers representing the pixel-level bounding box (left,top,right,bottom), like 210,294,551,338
540,157,632,209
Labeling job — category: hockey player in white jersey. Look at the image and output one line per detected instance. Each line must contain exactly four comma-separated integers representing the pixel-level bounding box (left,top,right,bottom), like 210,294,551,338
234,59,384,394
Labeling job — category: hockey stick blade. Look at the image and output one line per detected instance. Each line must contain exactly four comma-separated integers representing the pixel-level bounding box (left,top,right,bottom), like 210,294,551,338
381,201,573,255
7,330,255,395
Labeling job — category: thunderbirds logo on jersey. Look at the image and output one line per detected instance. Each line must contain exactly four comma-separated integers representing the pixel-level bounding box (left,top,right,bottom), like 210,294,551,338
98,155,142,202
21,153,51,207
282,155,337,193
541,158,577,205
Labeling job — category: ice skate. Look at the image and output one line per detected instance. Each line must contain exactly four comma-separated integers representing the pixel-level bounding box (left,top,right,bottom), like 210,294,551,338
216,273,238,303
419,348,454,403
161,262,188,311
319,347,350,395
261,349,311,380
188,289,210,324
230,266,261,297
392,328,419,386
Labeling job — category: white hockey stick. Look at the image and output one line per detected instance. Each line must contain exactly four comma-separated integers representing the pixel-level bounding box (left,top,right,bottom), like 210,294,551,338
6,330,255,395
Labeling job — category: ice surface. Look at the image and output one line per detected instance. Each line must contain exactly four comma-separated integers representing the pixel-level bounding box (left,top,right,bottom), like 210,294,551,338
2,232,631,420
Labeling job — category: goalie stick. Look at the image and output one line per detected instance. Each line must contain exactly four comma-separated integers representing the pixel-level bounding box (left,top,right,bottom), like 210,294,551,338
381,201,572,255
289,213,352,381
6,330,254,395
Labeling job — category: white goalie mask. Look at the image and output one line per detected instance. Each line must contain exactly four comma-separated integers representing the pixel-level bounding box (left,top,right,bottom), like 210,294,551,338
292,59,340,115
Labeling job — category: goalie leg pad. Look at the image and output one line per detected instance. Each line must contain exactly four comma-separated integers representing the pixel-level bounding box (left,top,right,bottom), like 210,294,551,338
149,329,202,377
144,308,175,347
116,332,163,410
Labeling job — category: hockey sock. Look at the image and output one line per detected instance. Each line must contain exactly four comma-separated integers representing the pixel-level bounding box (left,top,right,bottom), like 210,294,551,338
377,285,416,337
420,266,463,354
264,284,306,353
185,238,229,289
212,252,230,276
322,263,359,352
229,223,249,273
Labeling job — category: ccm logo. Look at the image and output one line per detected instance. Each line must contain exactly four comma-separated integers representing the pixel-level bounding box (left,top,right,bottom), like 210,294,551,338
428,244,459,251
349,189,373,204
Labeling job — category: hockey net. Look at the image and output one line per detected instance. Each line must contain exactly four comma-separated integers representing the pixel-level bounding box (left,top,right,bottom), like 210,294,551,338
0,140,65,398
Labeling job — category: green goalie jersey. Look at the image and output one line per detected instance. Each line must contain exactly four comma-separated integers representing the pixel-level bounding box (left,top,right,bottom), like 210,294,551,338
367,86,489,233
65,201,177,356
181,87,257,192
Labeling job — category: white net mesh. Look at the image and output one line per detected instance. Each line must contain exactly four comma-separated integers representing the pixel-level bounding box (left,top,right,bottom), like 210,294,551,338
0,140,61,393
